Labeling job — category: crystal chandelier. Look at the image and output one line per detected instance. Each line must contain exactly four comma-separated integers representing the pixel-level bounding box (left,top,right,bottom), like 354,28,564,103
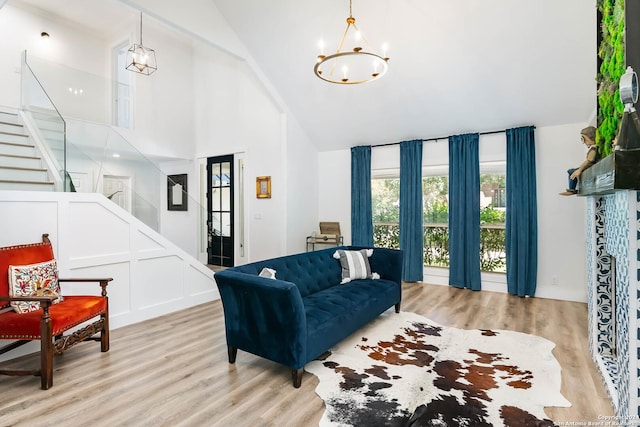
126,12,157,76
314,0,389,84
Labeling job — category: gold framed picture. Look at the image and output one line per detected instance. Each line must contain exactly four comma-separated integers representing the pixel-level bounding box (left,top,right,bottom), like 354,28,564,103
256,176,271,199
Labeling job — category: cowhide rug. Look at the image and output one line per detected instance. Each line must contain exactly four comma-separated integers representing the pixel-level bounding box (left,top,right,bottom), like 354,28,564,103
305,311,570,427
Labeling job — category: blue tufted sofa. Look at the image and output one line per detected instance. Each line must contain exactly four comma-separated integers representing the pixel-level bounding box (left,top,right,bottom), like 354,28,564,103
214,246,403,387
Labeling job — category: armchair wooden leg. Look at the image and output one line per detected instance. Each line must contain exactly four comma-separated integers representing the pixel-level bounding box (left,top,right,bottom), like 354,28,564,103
228,346,237,364
40,308,53,390
395,302,401,313
101,311,110,352
292,368,304,388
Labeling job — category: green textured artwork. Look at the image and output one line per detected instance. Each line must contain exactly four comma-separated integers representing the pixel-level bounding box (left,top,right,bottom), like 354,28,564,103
597,0,625,156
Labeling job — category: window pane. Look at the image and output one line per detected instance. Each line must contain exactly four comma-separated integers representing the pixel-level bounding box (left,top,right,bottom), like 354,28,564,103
212,188,221,211
221,187,231,211
423,176,449,268
221,213,231,237
372,171,506,273
480,173,506,272
372,178,400,249
211,213,221,236
221,162,231,187
212,164,221,187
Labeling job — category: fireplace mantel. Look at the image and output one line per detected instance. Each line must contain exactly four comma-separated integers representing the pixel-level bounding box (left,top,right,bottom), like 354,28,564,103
579,150,640,196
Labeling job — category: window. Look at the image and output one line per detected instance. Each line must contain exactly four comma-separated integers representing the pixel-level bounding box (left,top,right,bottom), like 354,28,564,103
371,170,506,273
372,178,400,249
422,175,449,267
479,173,506,272
112,41,133,128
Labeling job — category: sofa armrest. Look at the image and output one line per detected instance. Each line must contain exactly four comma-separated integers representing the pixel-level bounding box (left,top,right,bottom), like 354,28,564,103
214,270,307,368
349,246,403,285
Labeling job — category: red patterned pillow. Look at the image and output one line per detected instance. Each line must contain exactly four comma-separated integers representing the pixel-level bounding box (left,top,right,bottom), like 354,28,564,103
8,260,62,314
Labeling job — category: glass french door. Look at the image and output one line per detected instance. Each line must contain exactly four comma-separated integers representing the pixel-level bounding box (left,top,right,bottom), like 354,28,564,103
207,155,234,267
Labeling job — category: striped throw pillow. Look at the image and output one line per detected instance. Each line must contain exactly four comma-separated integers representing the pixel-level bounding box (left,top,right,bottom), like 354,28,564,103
333,249,380,284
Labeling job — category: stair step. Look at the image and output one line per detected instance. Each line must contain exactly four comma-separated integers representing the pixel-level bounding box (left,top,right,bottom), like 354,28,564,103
0,112,21,127
0,153,42,168
0,154,43,169
0,131,28,138
0,121,24,129
0,179,55,192
0,131,29,144
0,141,36,157
0,165,47,172
0,140,34,147
0,166,49,182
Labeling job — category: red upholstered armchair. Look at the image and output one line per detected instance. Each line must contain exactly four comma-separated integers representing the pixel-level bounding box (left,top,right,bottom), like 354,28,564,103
0,234,112,389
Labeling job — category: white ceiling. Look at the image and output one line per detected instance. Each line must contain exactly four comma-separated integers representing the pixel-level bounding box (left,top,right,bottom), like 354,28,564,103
211,0,597,151
15,0,136,37
9,0,597,152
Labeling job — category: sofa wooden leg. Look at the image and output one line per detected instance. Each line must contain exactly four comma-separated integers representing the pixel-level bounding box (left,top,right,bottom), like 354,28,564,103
292,368,304,388
228,346,237,364
395,302,401,313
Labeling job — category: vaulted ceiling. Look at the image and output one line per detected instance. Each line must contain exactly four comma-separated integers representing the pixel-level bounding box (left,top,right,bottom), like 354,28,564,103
212,0,597,151
9,0,597,152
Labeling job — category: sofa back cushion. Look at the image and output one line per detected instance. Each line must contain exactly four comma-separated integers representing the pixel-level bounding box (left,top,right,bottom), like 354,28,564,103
233,247,343,297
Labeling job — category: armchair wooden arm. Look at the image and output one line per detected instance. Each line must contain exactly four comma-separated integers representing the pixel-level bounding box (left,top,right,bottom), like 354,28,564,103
59,278,113,297
0,295,59,303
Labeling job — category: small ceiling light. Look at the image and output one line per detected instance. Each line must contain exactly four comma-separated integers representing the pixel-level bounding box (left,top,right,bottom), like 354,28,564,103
314,0,389,84
40,32,50,38
126,12,157,76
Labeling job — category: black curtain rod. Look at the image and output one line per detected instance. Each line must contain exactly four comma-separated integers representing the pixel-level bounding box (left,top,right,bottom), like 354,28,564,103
370,127,536,148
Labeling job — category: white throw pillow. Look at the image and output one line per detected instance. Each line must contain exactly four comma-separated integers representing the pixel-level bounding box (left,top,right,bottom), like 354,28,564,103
259,267,277,279
8,260,62,314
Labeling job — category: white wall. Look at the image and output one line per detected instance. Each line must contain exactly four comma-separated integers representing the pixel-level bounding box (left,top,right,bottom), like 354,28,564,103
286,116,319,254
0,0,322,266
535,123,589,301
128,24,195,160
0,3,108,109
158,160,200,256
318,149,352,245
317,122,591,302
123,0,320,262
191,45,286,262
0,190,217,362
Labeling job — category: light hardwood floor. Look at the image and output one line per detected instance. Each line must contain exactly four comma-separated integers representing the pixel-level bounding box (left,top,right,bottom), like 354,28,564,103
0,282,613,426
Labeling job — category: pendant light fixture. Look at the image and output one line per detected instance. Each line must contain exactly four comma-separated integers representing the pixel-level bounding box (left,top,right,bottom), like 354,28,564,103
126,12,157,76
314,0,389,84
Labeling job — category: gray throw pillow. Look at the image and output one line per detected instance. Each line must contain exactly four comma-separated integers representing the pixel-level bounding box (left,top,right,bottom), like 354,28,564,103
333,249,380,284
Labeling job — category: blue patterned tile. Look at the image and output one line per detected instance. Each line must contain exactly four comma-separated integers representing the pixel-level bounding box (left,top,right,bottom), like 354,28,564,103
587,192,640,416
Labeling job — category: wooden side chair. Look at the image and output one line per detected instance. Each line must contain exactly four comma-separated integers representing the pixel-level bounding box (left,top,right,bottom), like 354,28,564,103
0,234,112,389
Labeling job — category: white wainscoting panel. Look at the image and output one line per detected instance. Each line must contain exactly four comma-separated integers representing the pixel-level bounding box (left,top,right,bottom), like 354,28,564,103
0,191,218,362
0,201,58,246
66,201,130,259
65,262,132,319
135,255,184,310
